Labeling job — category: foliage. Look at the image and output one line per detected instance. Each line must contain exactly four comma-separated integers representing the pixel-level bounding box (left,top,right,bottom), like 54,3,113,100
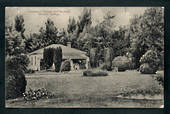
67,17,77,34
24,33,40,53
53,47,63,72
139,49,160,74
111,27,131,57
104,48,113,71
6,69,26,99
77,8,92,36
159,51,164,70
89,48,99,68
140,50,160,66
83,70,108,77
153,72,164,87
23,88,54,101
6,55,30,72
5,15,26,56
45,18,58,44
43,47,63,72
5,29,25,56
43,48,55,69
112,56,131,72
25,69,35,74
15,15,25,33
139,63,156,74
60,60,71,72
5,55,29,99
129,7,164,68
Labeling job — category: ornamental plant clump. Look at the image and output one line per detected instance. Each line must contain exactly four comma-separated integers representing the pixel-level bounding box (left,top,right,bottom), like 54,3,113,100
112,56,131,72
60,60,71,72
139,50,160,74
23,88,54,101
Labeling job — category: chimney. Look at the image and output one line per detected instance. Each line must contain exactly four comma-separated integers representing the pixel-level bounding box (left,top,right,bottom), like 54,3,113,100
67,42,71,48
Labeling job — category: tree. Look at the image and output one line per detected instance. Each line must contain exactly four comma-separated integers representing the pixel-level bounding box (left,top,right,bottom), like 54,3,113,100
77,8,92,36
15,15,25,39
129,7,164,68
67,8,92,49
53,47,63,72
111,26,130,57
43,48,54,69
5,15,26,56
89,48,99,68
67,17,77,34
5,15,30,99
104,48,113,71
45,18,58,44
24,33,40,53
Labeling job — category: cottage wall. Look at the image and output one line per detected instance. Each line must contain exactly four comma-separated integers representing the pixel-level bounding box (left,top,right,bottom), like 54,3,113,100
28,54,42,71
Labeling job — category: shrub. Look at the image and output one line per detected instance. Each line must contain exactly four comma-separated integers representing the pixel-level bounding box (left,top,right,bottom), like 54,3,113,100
153,72,164,87
159,51,164,70
6,55,29,99
112,56,131,72
53,47,63,72
104,48,113,71
60,60,71,72
43,48,55,69
23,88,54,101
90,48,99,68
100,64,107,70
139,63,156,74
6,70,26,99
83,70,108,77
6,55,30,72
140,50,160,72
25,69,35,74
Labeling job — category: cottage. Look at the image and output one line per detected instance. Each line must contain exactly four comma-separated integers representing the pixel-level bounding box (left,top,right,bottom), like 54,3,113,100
27,42,89,71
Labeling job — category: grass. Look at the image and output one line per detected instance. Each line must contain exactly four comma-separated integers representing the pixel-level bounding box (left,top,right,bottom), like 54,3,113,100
6,70,164,108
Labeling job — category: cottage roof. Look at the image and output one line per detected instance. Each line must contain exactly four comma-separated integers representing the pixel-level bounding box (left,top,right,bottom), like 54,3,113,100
27,44,88,59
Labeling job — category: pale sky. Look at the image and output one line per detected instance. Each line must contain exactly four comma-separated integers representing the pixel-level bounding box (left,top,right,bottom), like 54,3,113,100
6,7,155,35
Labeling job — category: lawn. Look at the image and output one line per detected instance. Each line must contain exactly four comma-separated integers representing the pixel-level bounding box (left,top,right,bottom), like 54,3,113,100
6,70,164,108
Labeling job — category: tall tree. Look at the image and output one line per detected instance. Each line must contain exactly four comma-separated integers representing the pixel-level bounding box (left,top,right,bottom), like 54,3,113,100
45,18,58,44
53,47,63,72
43,48,55,69
129,7,164,68
15,15,25,39
67,17,77,34
67,8,92,49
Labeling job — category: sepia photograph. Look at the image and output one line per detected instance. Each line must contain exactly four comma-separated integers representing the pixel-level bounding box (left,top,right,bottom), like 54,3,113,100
5,7,164,108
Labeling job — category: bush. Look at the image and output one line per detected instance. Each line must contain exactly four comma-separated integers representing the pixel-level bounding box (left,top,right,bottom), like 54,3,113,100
6,55,29,99
6,70,26,99
43,48,54,69
90,48,99,68
25,69,35,74
23,88,54,101
100,64,107,70
140,50,160,72
153,72,164,87
53,47,62,72
83,70,108,77
112,56,131,72
139,63,156,74
104,48,113,71
60,60,71,72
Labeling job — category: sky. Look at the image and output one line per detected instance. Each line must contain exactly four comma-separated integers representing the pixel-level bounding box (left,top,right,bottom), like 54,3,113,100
5,7,156,35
